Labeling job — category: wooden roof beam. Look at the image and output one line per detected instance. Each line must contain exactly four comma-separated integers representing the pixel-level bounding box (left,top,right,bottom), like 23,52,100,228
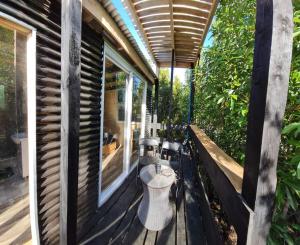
122,0,157,67
83,0,155,83
169,0,175,66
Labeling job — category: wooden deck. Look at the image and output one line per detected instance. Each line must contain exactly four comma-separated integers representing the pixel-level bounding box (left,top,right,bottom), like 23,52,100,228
0,195,31,244
81,154,206,245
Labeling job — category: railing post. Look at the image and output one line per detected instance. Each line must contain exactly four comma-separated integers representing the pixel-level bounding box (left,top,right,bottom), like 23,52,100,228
167,49,175,139
188,64,195,125
60,0,82,244
242,0,293,244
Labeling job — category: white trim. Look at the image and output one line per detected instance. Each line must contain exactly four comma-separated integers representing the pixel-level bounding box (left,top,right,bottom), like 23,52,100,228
98,42,151,206
104,42,146,82
97,47,106,207
124,73,133,175
27,30,39,245
140,81,147,139
0,12,39,244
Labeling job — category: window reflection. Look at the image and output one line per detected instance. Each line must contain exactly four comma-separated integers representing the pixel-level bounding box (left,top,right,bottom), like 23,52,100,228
101,59,128,190
130,76,145,165
0,21,31,243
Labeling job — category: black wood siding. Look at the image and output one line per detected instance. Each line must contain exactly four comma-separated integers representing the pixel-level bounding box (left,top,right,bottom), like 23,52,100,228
77,24,103,241
0,1,61,243
145,84,153,137
0,1,105,243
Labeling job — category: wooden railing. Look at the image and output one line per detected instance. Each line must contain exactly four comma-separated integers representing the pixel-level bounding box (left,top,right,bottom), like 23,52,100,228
187,125,251,245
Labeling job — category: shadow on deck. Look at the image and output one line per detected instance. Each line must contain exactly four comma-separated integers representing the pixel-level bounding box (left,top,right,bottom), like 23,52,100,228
81,154,206,245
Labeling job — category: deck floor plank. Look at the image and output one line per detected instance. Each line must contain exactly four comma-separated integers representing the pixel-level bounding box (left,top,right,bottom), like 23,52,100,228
83,155,206,245
122,212,147,245
144,230,158,245
176,180,186,245
109,188,143,244
182,156,206,245
82,174,140,245
156,199,176,245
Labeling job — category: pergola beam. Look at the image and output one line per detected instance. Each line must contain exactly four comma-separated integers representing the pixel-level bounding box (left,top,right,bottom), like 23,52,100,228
242,0,293,243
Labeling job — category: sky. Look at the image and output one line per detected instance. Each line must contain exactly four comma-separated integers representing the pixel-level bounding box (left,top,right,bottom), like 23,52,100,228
112,0,214,83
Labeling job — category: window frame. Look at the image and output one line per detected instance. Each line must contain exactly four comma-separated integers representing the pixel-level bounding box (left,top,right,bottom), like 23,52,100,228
0,11,38,243
98,42,148,206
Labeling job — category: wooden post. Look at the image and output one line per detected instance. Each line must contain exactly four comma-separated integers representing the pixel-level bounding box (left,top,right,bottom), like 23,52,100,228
242,0,293,243
167,49,175,138
154,78,159,118
60,0,82,244
188,65,195,125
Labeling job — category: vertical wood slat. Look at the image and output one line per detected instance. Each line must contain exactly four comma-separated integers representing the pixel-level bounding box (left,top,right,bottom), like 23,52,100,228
154,78,159,119
76,24,104,242
145,84,153,137
0,1,62,243
60,0,82,244
167,49,175,138
188,64,195,125
242,0,293,244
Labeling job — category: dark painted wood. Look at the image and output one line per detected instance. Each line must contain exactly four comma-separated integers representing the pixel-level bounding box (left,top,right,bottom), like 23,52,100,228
109,191,143,244
154,78,159,118
0,1,62,243
242,0,294,244
176,180,186,245
188,65,195,124
167,49,175,138
82,155,206,245
156,199,176,245
77,23,104,242
182,155,206,245
60,0,82,244
122,212,147,245
189,145,222,245
188,126,249,244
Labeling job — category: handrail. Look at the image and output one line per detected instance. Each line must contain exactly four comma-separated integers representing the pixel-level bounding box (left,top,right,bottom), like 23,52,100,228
189,125,244,193
187,125,249,244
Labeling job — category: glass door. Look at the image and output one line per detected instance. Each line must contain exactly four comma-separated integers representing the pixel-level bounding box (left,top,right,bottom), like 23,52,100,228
129,76,145,167
100,58,128,192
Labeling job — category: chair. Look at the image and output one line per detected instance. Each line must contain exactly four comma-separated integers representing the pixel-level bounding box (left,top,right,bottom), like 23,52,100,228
138,138,160,165
160,141,182,162
160,141,183,199
136,137,160,182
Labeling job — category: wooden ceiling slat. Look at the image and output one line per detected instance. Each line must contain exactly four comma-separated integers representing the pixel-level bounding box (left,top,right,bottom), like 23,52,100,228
173,13,208,23
174,26,205,33
126,0,217,67
173,0,212,11
143,20,171,28
137,7,170,17
139,13,170,22
173,7,210,18
134,0,170,10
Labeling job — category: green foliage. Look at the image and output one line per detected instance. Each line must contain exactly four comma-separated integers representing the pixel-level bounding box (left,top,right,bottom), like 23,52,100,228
194,0,299,243
157,69,189,125
194,0,256,163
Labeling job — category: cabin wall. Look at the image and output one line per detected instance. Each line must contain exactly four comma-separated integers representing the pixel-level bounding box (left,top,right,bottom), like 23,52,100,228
0,1,153,243
0,1,62,243
77,24,104,240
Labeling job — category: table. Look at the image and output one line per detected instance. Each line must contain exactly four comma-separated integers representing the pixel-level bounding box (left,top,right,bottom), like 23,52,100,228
137,164,176,231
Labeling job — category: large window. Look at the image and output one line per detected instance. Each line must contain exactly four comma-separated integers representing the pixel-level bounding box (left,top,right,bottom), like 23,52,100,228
0,15,35,244
129,76,145,165
101,58,128,191
99,44,148,206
